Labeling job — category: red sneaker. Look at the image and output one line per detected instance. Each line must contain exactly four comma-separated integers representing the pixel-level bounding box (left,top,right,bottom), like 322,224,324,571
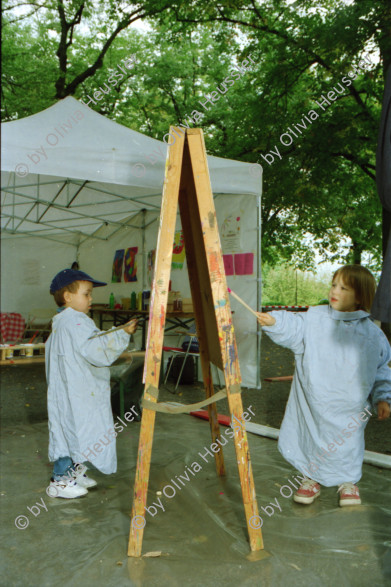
293,479,321,504
338,483,361,506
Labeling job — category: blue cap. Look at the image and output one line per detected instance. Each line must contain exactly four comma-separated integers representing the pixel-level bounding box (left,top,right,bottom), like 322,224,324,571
50,269,107,294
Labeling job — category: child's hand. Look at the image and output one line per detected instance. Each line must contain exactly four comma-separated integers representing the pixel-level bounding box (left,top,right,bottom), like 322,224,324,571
377,401,390,420
123,319,138,335
256,312,276,327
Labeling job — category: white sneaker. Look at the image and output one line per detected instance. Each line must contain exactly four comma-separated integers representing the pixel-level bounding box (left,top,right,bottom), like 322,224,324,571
337,482,361,506
72,463,98,489
293,478,321,504
46,477,88,499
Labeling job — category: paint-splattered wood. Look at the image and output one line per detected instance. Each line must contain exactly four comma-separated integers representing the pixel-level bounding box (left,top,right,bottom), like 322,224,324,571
178,148,226,476
186,130,239,383
178,144,223,369
186,128,263,551
202,361,226,477
128,127,185,558
128,126,263,557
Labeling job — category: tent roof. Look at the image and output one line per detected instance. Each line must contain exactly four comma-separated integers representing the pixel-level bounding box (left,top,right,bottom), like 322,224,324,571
1,97,262,244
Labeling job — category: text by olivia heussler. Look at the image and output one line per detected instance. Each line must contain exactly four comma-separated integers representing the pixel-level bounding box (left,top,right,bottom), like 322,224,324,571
295,407,373,478
80,54,138,109
130,406,256,529
248,53,373,175
248,407,375,528
81,405,139,461
14,108,85,178
14,463,89,529
130,53,256,178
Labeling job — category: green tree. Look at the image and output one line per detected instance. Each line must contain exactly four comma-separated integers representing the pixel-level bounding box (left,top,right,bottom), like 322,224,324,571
160,0,388,268
1,0,174,118
262,264,330,306
2,0,388,271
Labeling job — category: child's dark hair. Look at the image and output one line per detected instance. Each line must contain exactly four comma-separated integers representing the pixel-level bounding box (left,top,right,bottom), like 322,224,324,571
332,265,376,312
51,281,80,307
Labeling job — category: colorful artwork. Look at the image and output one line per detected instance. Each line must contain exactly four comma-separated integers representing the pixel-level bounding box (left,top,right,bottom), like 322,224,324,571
111,249,124,282
147,249,156,287
172,231,186,269
124,247,138,282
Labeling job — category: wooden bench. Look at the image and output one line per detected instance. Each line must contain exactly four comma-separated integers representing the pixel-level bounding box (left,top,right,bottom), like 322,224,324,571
0,343,45,362
110,353,145,419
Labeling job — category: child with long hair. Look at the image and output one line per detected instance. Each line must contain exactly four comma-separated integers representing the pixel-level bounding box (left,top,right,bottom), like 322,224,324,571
257,265,391,506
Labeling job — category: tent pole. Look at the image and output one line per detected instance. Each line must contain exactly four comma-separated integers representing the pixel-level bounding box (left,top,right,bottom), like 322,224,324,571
257,195,262,389
142,209,147,290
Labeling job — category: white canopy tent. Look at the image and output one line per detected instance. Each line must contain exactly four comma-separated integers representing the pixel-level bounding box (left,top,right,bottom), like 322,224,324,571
1,97,262,387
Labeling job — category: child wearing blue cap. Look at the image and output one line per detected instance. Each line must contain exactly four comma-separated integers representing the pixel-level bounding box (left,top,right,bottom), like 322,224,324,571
46,268,138,499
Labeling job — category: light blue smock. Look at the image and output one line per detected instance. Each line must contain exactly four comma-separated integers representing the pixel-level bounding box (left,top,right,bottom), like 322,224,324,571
45,307,130,474
262,306,391,485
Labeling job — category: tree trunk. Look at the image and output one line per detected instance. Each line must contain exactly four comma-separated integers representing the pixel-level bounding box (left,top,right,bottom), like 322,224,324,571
378,0,391,339
381,210,391,340
350,241,362,264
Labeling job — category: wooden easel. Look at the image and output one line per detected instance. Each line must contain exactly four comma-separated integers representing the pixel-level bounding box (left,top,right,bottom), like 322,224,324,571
128,127,263,556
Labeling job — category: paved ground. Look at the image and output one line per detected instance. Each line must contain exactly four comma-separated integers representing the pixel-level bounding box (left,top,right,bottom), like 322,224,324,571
1,333,391,587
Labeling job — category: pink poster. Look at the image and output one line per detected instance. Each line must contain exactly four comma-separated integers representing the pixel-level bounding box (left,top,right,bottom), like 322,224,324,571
244,253,254,275
223,254,234,276
234,253,254,275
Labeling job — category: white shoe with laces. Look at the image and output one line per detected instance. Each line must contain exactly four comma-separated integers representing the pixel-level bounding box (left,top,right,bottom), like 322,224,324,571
293,478,321,504
46,477,88,499
337,482,361,506
71,463,98,489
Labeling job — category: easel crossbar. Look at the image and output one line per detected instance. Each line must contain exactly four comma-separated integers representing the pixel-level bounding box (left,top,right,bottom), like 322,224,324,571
141,388,237,413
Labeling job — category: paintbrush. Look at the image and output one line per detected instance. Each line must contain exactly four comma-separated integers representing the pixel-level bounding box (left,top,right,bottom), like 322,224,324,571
227,288,259,318
89,319,138,339
28,331,39,344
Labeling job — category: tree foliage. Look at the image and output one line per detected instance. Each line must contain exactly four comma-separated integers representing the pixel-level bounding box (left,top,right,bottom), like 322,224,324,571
262,263,330,306
2,0,389,270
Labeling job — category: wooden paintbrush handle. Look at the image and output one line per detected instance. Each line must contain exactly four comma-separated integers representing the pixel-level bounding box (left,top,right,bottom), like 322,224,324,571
228,289,259,318
90,319,138,339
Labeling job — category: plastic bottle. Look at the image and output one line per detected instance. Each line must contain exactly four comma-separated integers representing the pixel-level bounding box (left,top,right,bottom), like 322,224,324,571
142,290,150,310
173,292,182,312
131,291,137,309
109,293,115,309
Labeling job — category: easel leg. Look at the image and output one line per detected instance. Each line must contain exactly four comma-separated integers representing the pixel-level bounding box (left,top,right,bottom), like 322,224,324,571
227,389,264,551
199,356,226,476
127,396,157,557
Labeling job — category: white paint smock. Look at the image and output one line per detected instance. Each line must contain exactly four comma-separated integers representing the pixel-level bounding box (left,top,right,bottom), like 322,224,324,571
262,305,391,485
45,307,130,474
